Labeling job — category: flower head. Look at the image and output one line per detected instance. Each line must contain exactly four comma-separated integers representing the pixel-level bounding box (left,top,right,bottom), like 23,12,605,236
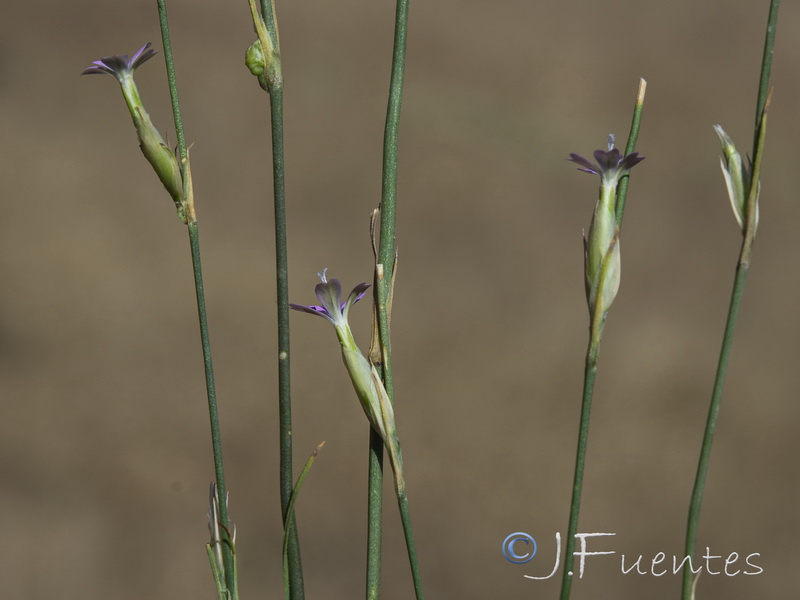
569,135,645,327
568,134,644,186
290,270,397,455
289,269,370,328
82,43,186,221
82,42,157,81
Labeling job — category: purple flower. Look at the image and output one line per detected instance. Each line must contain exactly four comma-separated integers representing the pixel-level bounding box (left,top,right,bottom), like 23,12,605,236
82,42,157,80
289,269,370,327
81,42,187,221
568,135,644,186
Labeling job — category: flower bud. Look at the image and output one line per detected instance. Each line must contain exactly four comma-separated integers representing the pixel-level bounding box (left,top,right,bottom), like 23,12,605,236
245,40,270,92
714,124,759,233
245,37,282,92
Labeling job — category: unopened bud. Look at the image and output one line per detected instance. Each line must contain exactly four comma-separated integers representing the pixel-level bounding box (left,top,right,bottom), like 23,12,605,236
245,38,282,92
713,124,759,233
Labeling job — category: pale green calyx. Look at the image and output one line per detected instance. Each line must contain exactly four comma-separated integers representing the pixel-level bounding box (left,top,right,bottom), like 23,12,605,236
714,124,759,234
568,139,644,321
289,271,404,484
585,181,621,320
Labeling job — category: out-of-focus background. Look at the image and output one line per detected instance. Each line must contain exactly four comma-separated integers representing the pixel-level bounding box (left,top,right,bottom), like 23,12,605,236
2,1,799,599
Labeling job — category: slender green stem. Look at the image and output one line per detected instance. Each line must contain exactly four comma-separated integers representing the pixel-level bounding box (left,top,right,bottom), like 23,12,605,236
682,21,775,600
269,85,304,600
254,0,304,596
157,2,235,595
559,82,644,600
369,0,412,597
615,78,647,226
681,6,777,599
376,0,409,380
753,0,780,157
680,264,748,599
366,429,384,600
393,459,424,600
157,0,187,162
188,220,235,594
559,339,599,600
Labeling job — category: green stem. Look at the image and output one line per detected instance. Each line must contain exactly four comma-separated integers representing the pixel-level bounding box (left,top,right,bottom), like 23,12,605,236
370,0,411,597
559,339,599,600
157,2,234,595
366,429,384,600
376,0,410,378
560,80,644,600
615,78,647,226
188,220,235,594
680,263,748,599
157,0,187,162
681,5,777,598
753,0,780,157
255,0,304,596
390,453,424,600
396,490,424,600
269,85,304,600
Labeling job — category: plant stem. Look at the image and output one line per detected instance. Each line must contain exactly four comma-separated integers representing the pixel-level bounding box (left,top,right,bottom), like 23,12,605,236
615,78,647,226
269,86,305,600
366,429,384,600
393,459,424,600
559,81,645,600
681,5,777,598
188,220,235,595
753,0,780,156
156,0,187,161
256,0,304,596
376,0,409,381
156,2,235,595
681,120,766,599
369,0,412,597
559,339,599,600
680,263,748,599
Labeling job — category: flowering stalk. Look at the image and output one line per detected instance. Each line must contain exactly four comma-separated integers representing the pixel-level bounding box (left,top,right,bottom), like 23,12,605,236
83,6,236,595
154,4,239,594
559,87,645,600
369,0,410,594
244,1,305,596
681,4,778,598
291,271,424,599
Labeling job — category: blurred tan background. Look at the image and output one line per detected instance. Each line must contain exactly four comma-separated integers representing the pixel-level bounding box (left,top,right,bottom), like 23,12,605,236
2,1,799,598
